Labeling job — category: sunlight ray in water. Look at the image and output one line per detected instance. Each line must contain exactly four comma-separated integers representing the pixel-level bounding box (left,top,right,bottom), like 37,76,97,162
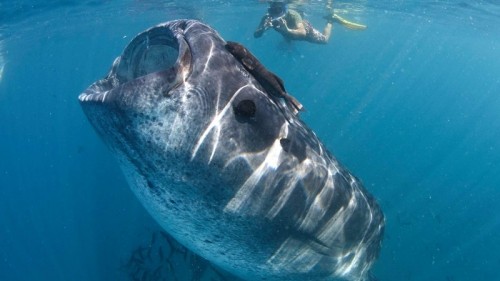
0,43,4,84
0,63,4,83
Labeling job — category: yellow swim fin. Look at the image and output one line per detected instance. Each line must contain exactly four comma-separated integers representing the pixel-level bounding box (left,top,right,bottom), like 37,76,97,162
333,14,367,30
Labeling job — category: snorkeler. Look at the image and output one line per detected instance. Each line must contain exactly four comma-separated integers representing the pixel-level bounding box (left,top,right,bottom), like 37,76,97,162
254,0,366,44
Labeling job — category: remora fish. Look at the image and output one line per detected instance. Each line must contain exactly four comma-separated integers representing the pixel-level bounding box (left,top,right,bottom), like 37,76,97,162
79,19,384,281
225,41,303,115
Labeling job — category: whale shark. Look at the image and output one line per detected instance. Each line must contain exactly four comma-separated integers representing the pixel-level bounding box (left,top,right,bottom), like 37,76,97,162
79,19,384,281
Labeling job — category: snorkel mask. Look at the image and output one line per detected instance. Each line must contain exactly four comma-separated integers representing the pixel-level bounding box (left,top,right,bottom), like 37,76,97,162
268,1,288,20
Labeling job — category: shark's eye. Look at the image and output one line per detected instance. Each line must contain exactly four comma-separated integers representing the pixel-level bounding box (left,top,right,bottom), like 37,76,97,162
233,99,256,120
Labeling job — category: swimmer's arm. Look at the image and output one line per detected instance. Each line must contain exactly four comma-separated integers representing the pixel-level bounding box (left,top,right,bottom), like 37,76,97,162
279,20,307,38
254,15,272,38
287,22,307,38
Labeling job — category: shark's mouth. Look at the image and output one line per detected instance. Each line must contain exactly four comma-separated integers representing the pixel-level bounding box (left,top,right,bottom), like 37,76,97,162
79,21,193,104
115,25,182,83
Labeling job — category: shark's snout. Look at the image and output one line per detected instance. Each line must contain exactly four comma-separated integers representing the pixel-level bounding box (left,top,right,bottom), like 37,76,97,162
79,20,193,104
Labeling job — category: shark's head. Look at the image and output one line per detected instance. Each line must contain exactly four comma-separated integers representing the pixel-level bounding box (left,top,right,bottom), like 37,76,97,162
79,19,287,166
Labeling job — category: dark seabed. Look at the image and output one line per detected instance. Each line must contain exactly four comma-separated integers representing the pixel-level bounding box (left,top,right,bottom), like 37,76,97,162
1,0,499,280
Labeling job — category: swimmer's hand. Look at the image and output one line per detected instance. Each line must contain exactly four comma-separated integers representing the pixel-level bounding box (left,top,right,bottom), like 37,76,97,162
272,18,289,32
264,16,273,28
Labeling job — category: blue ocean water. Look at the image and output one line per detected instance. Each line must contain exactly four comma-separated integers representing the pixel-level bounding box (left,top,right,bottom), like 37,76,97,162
1,0,499,280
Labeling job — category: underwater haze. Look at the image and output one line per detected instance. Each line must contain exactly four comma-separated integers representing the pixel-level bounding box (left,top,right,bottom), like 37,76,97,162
1,0,500,281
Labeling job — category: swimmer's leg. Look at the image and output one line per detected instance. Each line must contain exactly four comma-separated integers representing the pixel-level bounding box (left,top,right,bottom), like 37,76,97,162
303,20,330,44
